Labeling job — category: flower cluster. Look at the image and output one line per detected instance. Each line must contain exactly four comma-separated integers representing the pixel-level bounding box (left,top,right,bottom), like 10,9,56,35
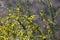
0,0,59,40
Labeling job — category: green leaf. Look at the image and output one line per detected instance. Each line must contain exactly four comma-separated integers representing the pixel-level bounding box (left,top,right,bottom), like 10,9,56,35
54,8,60,18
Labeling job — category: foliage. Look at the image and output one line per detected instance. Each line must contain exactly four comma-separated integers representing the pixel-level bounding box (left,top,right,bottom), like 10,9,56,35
0,0,60,40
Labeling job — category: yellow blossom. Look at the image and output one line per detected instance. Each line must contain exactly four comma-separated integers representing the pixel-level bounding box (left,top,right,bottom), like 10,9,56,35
17,8,20,13
4,37,8,40
12,31,15,33
10,14,16,18
9,13,12,16
17,30,24,37
26,21,30,24
30,15,35,19
17,8,20,11
43,19,46,21
0,28,2,31
28,15,35,20
42,35,47,39
26,25,30,29
11,24,15,27
9,9,11,12
48,30,52,34
6,17,9,20
28,30,33,35
40,35,42,38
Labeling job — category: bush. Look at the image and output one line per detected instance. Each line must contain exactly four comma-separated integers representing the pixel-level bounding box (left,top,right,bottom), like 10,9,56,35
0,0,60,40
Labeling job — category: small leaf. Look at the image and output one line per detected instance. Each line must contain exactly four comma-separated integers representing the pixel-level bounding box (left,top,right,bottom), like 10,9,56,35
54,8,60,18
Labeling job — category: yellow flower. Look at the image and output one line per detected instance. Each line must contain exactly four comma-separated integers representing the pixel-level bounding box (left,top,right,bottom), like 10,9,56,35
28,18,32,23
20,33,23,37
26,21,30,24
32,26,36,30
48,19,53,23
1,21,3,23
8,13,16,18
17,8,20,11
21,17,25,20
48,30,50,32
17,30,24,37
6,17,9,20
23,38,26,40
9,10,11,12
46,25,50,29
28,15,35,23
48,30,52,34
0,36,3,39
5,27,9,30
17,8,20,13
26,25,30,29
8,13,11,16
11,24,14,27
16,17,19,20
45,24,50,29
28,30,33,35
3,30,7,36
4,37,8,40
28,15,35,20
12,31,15,33
43,19,46,21
42,35,47,39
30,15,35,19
10,14,16,18
40,35,42,38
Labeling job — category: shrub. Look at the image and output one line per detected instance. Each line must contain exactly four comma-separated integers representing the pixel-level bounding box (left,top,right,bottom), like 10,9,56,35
0,0,60,40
